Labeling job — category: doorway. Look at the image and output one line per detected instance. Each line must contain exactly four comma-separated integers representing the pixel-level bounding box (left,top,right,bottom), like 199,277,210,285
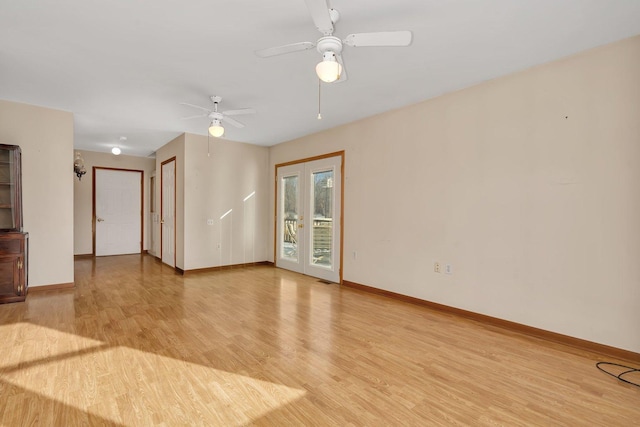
275,153,343,283
161,158,176,267
94,168,143,256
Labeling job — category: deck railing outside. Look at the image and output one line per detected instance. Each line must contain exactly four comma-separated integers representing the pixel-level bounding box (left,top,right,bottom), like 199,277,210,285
283,218,332,248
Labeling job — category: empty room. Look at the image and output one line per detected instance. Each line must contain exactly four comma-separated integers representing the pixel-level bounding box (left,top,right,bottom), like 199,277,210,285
0,1,639,425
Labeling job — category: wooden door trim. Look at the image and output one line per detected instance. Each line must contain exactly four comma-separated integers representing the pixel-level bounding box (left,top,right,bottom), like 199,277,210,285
92,167,144,256
160,157,177,268
274,151,345,284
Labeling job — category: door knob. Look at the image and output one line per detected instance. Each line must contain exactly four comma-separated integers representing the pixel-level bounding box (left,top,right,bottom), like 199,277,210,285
298,224,304,228
160,219,165,224
96,217,104,222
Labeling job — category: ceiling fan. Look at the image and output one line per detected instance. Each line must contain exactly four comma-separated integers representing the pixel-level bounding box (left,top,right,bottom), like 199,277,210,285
180,96,256,137
255,0,412,83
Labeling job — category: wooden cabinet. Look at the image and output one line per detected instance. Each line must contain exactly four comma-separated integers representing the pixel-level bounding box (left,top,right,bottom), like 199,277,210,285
0,144,27,304
0,233,28,303
0,145,23,231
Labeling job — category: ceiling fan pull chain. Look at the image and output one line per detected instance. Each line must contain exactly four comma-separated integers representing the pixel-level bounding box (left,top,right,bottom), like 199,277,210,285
317,78,322,120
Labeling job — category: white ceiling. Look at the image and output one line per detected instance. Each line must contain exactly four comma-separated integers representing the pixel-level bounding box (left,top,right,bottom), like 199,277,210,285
2,0,640,157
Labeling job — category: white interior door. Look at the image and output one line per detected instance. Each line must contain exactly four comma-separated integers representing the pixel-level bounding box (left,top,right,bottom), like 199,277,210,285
95,169,142,256
161,159,176,267
276,155,342,282
149,174,157,256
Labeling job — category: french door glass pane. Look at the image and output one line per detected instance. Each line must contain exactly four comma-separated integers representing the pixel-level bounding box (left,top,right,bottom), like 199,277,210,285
282,175,298,261
311,169,333,268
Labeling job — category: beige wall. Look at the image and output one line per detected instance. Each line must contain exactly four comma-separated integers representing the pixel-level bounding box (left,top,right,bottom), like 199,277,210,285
269,36,640,353
73,150,156,255
155,134,186,268
183,134,269,270
154,134,269,270
0,100,74,287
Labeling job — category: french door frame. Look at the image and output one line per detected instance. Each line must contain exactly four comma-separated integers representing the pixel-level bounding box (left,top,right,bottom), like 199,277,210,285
274,151,345,283
92,167,144,256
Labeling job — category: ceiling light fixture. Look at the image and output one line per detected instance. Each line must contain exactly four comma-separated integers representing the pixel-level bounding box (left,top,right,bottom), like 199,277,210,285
209,119,224,138
316,51,342,83
112,136,126,155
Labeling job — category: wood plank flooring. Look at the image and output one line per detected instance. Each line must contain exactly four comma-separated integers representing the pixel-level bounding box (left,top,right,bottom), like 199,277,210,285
0,254,638,426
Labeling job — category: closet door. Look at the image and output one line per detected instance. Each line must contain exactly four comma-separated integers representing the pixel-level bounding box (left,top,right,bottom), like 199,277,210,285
161,158,176,267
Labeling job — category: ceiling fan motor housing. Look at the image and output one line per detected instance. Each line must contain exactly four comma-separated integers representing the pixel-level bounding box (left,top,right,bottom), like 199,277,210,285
317,36,342,55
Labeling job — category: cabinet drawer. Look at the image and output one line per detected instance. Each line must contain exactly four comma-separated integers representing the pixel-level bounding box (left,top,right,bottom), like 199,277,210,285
0,238,21,254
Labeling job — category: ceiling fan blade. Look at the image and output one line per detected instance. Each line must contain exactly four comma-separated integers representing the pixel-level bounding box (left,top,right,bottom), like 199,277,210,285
223,108,256,116
304,0,334,35
336,53,348,83
180,113,208,120
343,31,413,47
255,42,315,58
179,102,212,113
222,116,245,128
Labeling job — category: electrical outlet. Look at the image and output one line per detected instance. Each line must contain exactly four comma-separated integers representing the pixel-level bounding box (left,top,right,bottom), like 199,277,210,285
445,264,453,275
434,262,441,273
206,219,214,225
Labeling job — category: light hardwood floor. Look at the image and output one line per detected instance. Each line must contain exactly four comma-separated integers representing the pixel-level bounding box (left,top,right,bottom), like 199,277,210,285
0,255,638,426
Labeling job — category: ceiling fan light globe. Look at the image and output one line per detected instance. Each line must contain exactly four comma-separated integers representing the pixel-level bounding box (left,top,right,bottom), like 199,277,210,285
111,147,121,155
209,124,225,137
316,60,342,83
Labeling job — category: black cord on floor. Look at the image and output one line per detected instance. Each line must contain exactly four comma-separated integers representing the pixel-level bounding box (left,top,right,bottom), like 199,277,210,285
596,362,640,388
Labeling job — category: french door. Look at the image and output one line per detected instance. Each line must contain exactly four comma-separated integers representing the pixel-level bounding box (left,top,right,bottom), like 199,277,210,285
276,155,342,283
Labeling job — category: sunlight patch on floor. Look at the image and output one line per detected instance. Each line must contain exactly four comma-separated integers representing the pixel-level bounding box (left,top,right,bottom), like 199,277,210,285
0,323,306,426
0,322,105,370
